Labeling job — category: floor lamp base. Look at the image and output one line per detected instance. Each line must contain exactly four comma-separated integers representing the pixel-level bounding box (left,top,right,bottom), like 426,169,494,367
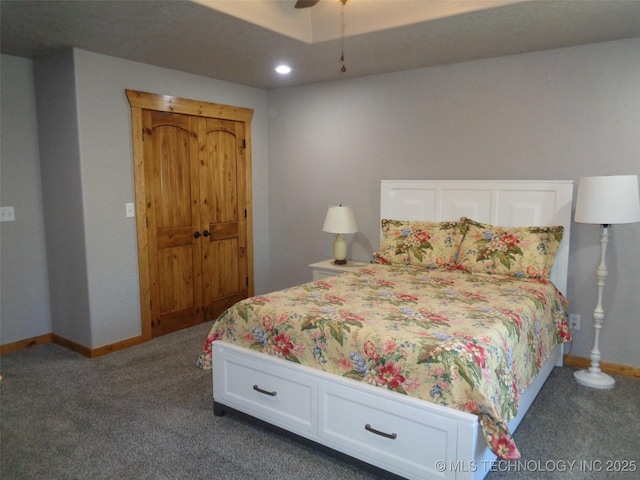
574,369,615,389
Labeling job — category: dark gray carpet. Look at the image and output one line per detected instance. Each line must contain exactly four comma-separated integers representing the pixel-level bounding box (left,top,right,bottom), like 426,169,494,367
1,322,638,480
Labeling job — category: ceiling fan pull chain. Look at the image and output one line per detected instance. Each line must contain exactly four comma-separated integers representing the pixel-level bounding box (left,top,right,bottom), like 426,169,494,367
340,1,347,73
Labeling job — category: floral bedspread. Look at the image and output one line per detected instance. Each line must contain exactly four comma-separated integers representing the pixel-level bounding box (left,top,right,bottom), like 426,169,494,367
197,264,570,460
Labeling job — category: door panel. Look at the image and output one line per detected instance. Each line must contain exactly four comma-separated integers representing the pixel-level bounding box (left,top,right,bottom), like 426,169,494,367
157,245,195,314
211,238,241,297
203,119,239,224
200,118,248,319
144,111,203,336
208,221,239,240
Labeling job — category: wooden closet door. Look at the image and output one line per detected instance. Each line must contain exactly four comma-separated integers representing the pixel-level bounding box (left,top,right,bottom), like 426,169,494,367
199,118,249,319
128,89,254,341
143,111,203,336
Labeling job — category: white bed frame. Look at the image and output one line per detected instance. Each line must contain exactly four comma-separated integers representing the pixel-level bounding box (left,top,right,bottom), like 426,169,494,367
212,180,574,480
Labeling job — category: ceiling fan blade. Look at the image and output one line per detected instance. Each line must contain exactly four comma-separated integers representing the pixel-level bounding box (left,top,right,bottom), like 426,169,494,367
294,0,320,8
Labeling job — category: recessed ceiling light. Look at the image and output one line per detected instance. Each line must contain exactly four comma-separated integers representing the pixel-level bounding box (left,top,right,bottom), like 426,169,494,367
275,65,292,75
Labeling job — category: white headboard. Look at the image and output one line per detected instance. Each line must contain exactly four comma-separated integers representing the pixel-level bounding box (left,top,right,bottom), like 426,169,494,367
380,180,574,294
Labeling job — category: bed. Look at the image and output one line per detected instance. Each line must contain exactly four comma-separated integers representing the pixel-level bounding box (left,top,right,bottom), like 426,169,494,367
198,180,574,480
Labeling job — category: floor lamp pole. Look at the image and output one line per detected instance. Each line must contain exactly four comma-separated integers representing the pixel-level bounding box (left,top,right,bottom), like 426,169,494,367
574,225,615,389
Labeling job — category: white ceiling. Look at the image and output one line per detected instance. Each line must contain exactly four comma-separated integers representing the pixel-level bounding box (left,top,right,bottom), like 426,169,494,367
2,0,640,89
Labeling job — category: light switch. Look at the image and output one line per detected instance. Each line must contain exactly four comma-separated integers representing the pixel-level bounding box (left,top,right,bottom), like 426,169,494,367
0,206,15,222
125,203,135,218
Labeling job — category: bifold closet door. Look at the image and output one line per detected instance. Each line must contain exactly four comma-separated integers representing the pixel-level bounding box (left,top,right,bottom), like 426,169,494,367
142,111,249,337
199,117,250,320
143,111,204,337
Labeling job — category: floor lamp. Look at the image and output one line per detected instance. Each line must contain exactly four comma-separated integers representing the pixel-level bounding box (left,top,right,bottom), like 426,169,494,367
573,175,640,389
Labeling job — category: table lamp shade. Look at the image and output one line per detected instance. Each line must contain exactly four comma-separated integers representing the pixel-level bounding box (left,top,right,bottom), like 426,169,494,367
574,175,640,225
322,206,358,234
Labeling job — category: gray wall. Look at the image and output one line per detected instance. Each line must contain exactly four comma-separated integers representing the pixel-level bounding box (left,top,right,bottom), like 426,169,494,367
2,38,639,368
267,38,640,368
35,50,92,346
0,55,52,343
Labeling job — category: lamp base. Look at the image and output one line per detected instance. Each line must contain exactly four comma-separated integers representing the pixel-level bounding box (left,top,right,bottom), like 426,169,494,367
332,233,347,266
574,369,615,389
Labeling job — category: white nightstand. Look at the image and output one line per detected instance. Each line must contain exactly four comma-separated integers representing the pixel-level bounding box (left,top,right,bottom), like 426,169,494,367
309,259,370,281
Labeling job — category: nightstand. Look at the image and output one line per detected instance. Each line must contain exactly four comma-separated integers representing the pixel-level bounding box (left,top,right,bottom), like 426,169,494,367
309,259,369,281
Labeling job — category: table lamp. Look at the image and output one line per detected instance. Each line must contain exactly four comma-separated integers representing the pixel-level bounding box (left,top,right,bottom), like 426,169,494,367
322,205,358,265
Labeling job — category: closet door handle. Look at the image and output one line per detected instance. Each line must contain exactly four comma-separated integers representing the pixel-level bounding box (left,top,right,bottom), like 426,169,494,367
193,231,201,239
203,230,211,237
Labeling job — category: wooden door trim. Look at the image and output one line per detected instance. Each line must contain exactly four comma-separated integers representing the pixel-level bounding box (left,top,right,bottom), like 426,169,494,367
126,90,254,341
126,90,253,122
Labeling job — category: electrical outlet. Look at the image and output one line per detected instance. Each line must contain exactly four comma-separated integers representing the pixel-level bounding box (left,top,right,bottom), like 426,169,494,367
0,206,15,222
569,313,580,330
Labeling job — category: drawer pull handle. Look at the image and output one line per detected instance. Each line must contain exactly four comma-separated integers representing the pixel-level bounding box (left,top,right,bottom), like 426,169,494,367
253,384,277,397
364,423,397,440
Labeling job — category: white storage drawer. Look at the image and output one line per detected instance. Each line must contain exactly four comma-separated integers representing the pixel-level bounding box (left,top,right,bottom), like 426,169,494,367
213,345,318,436
213,342,481,480
319,382,459,480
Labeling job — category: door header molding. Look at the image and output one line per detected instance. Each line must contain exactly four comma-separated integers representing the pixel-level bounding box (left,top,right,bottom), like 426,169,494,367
126,89,253,123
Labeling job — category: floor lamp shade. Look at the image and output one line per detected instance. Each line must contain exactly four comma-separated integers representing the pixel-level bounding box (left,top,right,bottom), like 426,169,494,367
322,205,358,265
574,175,640,225
573,174,640,389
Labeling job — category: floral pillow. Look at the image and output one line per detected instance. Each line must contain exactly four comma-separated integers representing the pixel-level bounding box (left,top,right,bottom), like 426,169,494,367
372,219,464,269
456,217,564,280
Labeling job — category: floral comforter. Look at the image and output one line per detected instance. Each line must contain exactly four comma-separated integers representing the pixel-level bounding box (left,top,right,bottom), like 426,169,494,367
198,264,570,460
